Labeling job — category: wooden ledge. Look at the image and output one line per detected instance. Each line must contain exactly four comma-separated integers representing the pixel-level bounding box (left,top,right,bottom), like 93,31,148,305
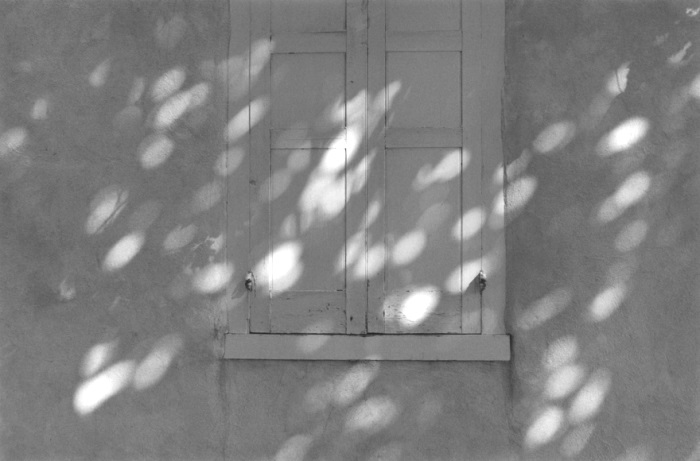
223,333,510,361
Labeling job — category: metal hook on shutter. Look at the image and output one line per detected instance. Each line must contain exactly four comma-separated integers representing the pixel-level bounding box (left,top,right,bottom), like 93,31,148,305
478,270,487,293
245,271,256,292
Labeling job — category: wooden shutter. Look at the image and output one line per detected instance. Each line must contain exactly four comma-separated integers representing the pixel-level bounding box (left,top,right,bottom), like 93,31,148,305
367,0,483,334
247,0,368,334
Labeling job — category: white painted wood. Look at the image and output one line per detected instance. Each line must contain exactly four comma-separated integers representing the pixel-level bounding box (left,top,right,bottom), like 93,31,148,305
345,0,369,334
386,0,461,32
480,0,506,334
272,33,347,54
271,0,346,34
385,128,462,148
461,0,484,334
270,291,346,334
386,31,462,52
224,333,511,361
226,0,252,333
386,52,461,129
271,129,346,149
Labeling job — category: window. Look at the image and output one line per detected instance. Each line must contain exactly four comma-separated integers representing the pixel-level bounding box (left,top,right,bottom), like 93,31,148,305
223,0,509,361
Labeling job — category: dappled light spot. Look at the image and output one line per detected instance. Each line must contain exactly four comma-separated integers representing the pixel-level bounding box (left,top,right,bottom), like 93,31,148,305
334,362,380,407
155,14,188,49
297,333,330,354
274,434,313,461
81,340,118,378
304,380,334,413
191,181,224,215
668,41,692,65
128,77,146,104
154,91,191,129
192,262,234,294
85,186,129,235
391,230,426,266
227,98,269,143
280,213,298,240
597,171,651,223
263,170,292,202
319,145,346,174
615,219,648,252
186,83,210,109
588,283,627,322
250,39,274,82
133,334,183,391
568,369,612,424
399,288,439,327
612,445,651,461
533,121,576,154
690,73,700,100
339,232,364,273
31,98,48,120
452,207,484,241
348,155,371,195
345,396,398,434
59,277,76,301
525,406,564,449
163,224,197,253
128,200,162,231
545,364,586,400
89,59,110,87
542,335,579,371
73,360,135,416
151,67,186,102
517,288,572,331
504,175,537,217
597,117,650,156
606,62,630,96
412,150,466,190
138,134,174,169
214,147,245,176
500,150,532,185
299,172,346,228
265,241,302,291
0,127,27,157
445,259,480,294
102,232,145,272
560,423,595,458
359,243,386,280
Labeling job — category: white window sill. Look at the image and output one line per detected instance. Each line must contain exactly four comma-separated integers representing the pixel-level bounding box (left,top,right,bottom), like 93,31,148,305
223,333,510,361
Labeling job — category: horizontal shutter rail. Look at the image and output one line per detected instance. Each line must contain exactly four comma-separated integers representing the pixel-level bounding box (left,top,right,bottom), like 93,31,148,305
385,127,462,148
386,30,462,52
272,32,347,53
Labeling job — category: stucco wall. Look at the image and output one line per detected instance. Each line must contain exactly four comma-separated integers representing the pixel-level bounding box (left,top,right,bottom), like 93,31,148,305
1,0,698,460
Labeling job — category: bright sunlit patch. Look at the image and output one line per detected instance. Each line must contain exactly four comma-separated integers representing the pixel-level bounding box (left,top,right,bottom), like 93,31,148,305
319,146,346,174
250,39,274,82
133,334,183,391
399,288,439,327
138,134,174,169
533,121,576,154
615,219,648,252
597,117,650,156
299,173,346,227
31,98,48,120
191,181,224,215
597,171,651,223
89,59,111,87
542,335,579,371
339,232,363,273
297,333,330,354
128,200,162,231
668,41,692,65
545,364,586,400
412,150,465,190
588,284,627,322
214,147,245,177
568,369,612,424
274,435,313,461
192,262,234,294
226,98,268,143
81,340,118,378
391,230,426,266
154,91,191,129
500,150,532,186
186,83,210,109
73,360,135,416
345,396,397,433
452,207,484,241
560,423,595,458
151,67,186,102
102,232,145,272
505,176,537,216
266,241,302,292
334,362,380,407
517,288,572,331
0,127,28,157
357,243,386,280
263,170,292,202
606,62,630,96
128,77,146,104
85,186,129,235
163,224,197,253
445,259,480,294
524,406,565,449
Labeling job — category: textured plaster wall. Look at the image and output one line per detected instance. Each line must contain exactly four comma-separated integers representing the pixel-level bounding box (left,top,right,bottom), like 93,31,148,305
2,0,699,460
506,0,700,459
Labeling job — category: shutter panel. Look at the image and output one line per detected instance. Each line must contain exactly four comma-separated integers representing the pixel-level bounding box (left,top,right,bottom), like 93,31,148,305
367,0,483,334
248,0,367,334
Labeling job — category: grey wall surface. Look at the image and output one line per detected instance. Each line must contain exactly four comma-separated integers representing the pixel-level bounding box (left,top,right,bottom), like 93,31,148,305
0,0,698,460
